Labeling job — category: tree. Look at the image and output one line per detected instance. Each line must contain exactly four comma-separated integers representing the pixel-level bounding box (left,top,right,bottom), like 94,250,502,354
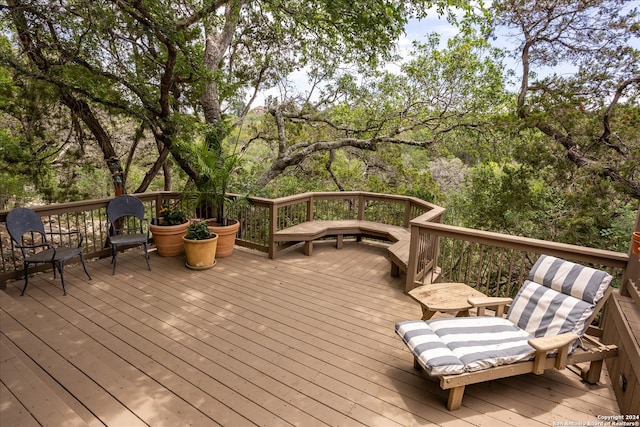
2,0,475,198
495,0,640,200
250,31,509,187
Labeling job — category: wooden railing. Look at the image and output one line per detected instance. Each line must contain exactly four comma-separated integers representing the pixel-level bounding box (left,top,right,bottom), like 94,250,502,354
0,192,186,285
407,219,630,294
2,191,636,413
1,191,630,295
263,191,443,257
0,191,444,287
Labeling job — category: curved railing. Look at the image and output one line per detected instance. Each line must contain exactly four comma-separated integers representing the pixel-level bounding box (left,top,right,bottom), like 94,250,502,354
0,191,445,287
1,191,631,295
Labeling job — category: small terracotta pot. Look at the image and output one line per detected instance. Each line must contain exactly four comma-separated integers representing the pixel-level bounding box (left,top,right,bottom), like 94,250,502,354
183,234,218,270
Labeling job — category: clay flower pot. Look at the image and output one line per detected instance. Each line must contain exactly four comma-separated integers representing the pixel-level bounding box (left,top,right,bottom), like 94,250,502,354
183,234,218,270
632,231,640,257
206,219,240,257
150,221,190,256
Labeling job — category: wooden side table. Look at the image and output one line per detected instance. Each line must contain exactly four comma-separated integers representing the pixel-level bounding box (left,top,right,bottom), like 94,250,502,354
408,282,486,320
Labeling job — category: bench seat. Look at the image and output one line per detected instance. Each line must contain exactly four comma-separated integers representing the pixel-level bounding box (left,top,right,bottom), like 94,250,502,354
274,220,410,276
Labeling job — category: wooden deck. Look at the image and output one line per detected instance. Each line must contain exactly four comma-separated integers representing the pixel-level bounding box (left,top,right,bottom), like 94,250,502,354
0,240,620,426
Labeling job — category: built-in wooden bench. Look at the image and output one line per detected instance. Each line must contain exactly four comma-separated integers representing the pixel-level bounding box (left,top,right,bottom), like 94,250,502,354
273,220,411,277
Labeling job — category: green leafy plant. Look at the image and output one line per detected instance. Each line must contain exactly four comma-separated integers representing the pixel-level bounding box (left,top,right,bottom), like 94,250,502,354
184,220,216,240
158,203,187,225
182,126,245,225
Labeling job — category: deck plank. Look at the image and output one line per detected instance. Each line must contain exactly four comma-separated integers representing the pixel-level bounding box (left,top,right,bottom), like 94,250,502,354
1,242,620,426
0,381,40,427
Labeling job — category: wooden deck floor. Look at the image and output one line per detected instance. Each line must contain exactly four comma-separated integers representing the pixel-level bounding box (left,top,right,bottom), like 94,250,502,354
1,240,620,426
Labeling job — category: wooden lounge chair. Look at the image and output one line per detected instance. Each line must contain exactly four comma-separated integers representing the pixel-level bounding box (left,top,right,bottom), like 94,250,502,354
395,255,618,410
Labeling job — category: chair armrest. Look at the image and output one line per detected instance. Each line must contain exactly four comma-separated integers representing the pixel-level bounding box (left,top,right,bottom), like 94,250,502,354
14,242,52,250
528,333,579,352
47,230,84,247
467,297,513,317
528,333,579,373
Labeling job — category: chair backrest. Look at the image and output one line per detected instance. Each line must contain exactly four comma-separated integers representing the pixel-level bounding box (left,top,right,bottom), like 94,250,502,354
506,255,612,348
6,207,47,244
107,195,145,222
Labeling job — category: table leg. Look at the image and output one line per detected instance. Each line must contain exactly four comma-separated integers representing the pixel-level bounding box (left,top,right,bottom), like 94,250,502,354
421,307,436,320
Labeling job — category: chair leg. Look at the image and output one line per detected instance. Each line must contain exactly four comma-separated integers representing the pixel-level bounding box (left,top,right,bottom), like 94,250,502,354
447,386,465,411
58,262,67,296
20,262,29,296
143,243,151,271
80,253,92,280
112,245,117,275
582,360,604,384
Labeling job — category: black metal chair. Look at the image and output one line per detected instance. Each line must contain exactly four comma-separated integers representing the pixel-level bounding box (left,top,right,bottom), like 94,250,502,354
6,207,92,295
106,195,151,274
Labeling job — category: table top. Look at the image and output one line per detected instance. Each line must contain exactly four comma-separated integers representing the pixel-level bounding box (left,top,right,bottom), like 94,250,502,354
408,282,486,312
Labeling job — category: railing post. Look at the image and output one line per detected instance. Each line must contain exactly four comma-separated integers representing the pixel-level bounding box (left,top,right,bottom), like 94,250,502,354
403,199,412,228
307,194,314,222
154,193,162,218
405,225,421,293
268,202,278,259
357,194,365,221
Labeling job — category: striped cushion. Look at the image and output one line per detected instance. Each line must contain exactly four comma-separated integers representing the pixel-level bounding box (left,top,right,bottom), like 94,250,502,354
507,280,593,346
507,256,612,353
396,317,535,375
396,320,465,375
527,255,612,304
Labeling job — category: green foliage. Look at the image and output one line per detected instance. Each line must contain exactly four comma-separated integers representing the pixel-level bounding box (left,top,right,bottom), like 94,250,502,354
159,204,187,226
176,124,244,221
184,220,215,240
0,0,636,256
600,204,639,253
450,162,542,234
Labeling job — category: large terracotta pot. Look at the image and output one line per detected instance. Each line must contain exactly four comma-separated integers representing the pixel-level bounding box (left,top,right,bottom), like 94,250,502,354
632,231,640,257
183,234,218,270
150,221,190,256
206,219,240,257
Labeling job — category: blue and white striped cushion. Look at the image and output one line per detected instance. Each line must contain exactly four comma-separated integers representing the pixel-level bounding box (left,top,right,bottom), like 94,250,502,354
506,280,593,345
527,255,612,304
396,317,535,375
396,320,465,375
507,256,612,352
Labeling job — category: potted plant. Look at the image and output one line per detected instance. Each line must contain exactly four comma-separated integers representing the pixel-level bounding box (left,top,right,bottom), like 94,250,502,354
149,203,190,256
183,219,218,269
184,130,244,257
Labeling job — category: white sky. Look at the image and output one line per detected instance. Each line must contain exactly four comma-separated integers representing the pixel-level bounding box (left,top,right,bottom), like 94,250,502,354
251,2,639,107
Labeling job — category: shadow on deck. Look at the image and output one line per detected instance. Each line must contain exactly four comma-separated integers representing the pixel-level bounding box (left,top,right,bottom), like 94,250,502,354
0,241,620,426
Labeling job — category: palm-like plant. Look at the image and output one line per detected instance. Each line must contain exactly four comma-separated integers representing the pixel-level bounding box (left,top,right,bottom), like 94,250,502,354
183,125,242,225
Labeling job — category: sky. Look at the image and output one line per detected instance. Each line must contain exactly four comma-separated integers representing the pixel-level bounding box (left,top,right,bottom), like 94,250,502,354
251,2,640,107
251,11,508,107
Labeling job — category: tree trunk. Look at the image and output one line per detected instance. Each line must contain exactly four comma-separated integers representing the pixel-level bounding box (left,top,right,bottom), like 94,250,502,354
201,1,242,126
